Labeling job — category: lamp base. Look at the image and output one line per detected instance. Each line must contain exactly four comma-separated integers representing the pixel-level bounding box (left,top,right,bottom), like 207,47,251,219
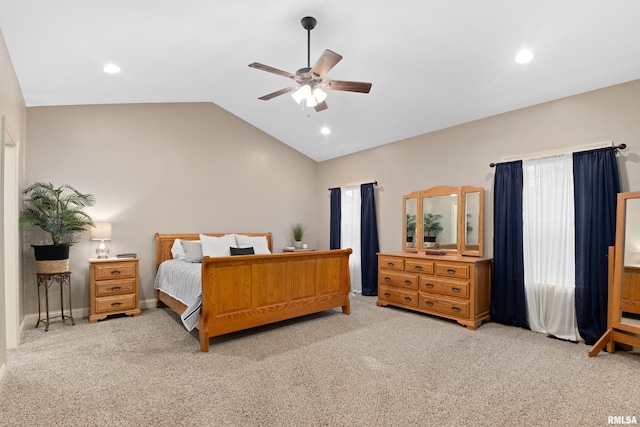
96,241,110,259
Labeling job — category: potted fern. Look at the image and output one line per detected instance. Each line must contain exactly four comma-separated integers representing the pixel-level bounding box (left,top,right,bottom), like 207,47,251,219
19,182,96,273
291,223,305,249
423,213,443,243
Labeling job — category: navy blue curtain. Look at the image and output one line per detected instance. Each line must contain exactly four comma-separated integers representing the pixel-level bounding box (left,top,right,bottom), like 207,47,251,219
329,188,341,250
361,183,380,296
573,147,620,345
491,161,528,328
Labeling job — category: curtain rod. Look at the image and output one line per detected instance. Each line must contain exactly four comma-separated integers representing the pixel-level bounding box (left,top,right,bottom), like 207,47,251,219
328,179,378,191
489,142,627,168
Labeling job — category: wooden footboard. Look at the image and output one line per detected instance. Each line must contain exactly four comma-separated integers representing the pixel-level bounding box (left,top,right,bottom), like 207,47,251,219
155,233,351,352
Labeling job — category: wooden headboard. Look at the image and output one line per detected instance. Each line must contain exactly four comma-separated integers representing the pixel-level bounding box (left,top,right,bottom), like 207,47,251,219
155,232,274,270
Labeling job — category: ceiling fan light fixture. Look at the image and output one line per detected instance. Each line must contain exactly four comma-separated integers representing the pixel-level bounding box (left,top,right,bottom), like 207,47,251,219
313,87,327,103
306,96,318,108
292,84,312,104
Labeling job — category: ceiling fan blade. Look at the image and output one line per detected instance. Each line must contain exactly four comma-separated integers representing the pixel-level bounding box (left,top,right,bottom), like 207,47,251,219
314,101,328,112
325,80,372,93
249,62,295,79
258,86,297,100
310,49,343,78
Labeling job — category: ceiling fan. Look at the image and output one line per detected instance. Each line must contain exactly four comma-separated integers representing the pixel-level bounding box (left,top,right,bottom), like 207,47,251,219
249,16,372,112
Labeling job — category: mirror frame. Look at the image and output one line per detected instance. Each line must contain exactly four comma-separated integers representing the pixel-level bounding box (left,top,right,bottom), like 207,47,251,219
611,191,640,336
401,185,484,256
589,191,640,356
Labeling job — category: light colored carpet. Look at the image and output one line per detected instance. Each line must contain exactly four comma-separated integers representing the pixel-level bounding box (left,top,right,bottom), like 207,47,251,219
1,295,639,427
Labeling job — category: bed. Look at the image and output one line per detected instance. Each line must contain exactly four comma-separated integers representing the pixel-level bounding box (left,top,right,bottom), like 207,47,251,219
154,232,352,352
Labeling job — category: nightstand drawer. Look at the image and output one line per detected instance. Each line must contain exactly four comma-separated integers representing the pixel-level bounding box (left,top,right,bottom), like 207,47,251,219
94,262,136,280
96,278,137,297
95,294,137,313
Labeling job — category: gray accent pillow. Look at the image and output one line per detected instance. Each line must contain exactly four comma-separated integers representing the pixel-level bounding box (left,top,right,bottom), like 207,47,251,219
180,240,203,263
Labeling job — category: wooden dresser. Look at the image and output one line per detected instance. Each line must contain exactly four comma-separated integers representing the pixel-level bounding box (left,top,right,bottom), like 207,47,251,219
89,258,141,323
377,252,492,329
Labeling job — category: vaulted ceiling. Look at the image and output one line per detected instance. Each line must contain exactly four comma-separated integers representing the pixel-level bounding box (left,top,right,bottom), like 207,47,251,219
1,1,639,161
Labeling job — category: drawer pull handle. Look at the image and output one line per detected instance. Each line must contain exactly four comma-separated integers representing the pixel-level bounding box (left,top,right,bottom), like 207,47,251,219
404,280,412,285
384,277,391,282
384,292,391,297
110,286,122,291
111,269,121,275
414,265,422,270
447,268,456,274
425,301,434,306
387,262,395,267
452,306,461,312
425,283,434,288
111,301,122,307
404,296,412,302
452,287,461,292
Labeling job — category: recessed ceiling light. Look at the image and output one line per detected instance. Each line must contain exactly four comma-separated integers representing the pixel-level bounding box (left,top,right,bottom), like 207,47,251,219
515,50,534,64
103,63,121,74
321,126,331,135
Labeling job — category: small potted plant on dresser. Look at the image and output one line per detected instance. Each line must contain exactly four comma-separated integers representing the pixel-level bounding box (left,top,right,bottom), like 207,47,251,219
291,223,306,249
19,182,96,273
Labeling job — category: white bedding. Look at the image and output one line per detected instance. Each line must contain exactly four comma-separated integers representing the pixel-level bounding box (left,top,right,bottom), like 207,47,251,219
153,259,202,331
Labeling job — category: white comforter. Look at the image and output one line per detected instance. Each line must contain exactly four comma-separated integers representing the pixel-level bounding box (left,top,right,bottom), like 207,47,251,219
153,259,202,331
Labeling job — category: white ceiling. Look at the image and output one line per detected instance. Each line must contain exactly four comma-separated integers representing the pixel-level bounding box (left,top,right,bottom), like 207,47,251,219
1,1,640,161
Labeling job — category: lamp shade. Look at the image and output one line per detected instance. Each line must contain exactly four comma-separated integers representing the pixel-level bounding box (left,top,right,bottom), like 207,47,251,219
91,222,112,241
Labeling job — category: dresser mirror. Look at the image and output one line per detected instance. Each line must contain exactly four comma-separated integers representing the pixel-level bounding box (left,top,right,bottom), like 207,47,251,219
620,195,640,329
403,196,418,249
402,185,484,256
589,191,640,356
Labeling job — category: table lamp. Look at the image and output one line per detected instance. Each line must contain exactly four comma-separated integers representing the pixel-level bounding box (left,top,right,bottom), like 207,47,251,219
91,222,112,259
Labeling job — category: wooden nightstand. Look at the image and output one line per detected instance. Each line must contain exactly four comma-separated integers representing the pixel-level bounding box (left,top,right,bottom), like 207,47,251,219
89,258,141,323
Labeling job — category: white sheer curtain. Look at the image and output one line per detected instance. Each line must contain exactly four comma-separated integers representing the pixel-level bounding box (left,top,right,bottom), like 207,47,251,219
341,186,361,293
522,154,579,341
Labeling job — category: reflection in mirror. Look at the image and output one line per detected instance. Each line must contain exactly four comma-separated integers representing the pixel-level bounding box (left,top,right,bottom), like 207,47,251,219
622,198,640,328
465,192,480,246
422,194,458,249
405,197,417,248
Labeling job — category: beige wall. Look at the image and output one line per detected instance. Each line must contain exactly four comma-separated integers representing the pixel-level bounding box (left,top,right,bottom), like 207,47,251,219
24,103,318,315
0,28,27,384
14,60,640,328
316,80,640,256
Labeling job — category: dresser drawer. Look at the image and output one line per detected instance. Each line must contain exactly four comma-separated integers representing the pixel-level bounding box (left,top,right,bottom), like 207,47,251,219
379,256,405,271
435,262,470,279
379,285,419,307
95,293,137,314
96,278,137,297
419,294,470,319
379,271,419,290
419,277,470,299
405,260,434,275
94,262,137,280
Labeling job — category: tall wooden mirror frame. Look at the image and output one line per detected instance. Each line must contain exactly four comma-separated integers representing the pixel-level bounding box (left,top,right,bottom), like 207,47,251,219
402,185,484,257
589,191,640,357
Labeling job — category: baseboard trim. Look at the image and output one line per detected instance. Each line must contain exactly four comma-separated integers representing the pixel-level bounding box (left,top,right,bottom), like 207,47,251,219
23,298,159,327
0,362,7,391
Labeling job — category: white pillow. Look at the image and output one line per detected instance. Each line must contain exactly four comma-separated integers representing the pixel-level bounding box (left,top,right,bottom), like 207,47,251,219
235,234,271,255
200,234,237,257
171,239,186,259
